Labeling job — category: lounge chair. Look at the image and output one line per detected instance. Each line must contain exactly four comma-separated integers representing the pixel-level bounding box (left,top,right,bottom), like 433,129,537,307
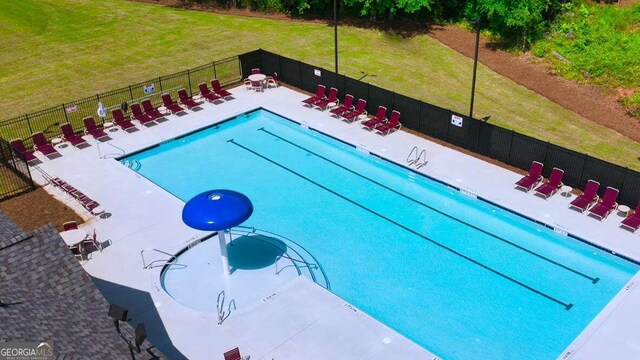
223,347,249,360
178,89,201,109
83,117,109,141
32,132,60,158
588,186,619,220
161,93,186,114
198,82,222,102
302,85,326,106
265,72,278,88
63,221,78,231
251,68,261,75
569,180,600,213
211,79,233,99
112,109,137,132
514,161,544,192
141,99,165,120
374,110,402,135
60,123,88,148
340,99,367,123
361,106,388,130
10,139,37,163
620,203,640,233
330,94,354,118
534,167,564,199
130,103,156,126
313,87,338,110
51,177,79,195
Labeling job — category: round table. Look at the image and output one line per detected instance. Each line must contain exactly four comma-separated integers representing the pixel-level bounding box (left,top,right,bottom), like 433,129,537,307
358,114,369,122
617,205,631,217
327,102,337,109
193,94,203,102
560,185,573,198
248,74,266,82
103,122,117,132
158,106,168,115
60,229,88,247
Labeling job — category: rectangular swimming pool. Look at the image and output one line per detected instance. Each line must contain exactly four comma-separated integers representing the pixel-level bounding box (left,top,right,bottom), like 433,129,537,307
122,109,639,360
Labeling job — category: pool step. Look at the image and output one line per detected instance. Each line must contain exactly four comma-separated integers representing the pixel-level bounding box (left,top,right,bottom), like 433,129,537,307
121,159,142,171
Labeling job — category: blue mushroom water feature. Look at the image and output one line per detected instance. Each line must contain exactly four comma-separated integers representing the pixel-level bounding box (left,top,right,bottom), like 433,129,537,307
182,190,253,276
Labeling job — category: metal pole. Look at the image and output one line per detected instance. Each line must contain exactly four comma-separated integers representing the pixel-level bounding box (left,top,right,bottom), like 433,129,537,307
469,17,481,118
334,0,338,75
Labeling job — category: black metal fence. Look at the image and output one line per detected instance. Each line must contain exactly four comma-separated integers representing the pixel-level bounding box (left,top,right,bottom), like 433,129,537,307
0,56,242,150
242,49,640,206
0,137,34,201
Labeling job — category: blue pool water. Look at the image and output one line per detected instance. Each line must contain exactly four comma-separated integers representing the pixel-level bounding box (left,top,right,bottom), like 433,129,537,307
123,109,639,360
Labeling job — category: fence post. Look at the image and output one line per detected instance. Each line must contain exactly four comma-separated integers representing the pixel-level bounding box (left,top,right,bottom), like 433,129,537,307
158,77,163,92
61,103,70,123
128,86,134,100
187,69,193,97
507,130,515,165
543,141,550,166
213,62,218,81
25,114,34,136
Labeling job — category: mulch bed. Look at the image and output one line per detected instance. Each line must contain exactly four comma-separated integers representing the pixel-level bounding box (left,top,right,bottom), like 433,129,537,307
0,188,83,232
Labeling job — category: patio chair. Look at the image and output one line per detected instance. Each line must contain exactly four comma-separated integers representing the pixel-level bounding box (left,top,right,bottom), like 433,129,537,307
373,110,402,136
265,72,278,88
361,106,388,130
312,87,338,110
161,93,186,114
330,94,354,118
223,347,249,360
141,99,165,120
32,132,60,158
588,186,619,220
112,109,138,132
534,167,564,199
302,85,326,106
251,68,261,75
83,117,109,141
10,139,38,163
178,89,201,109
620,203,640,233
60,123,88,148
211,79,233,99
199,82,222,102
339,99,367,123
569,180,600,213
82,229,102,252
514,161,544,192
250,80,264,92
69,243,86,261
130,103,156,126
63,221,78,231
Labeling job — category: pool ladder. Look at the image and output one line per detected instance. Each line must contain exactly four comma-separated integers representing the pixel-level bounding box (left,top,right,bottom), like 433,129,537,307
274,254,318,275
140,248,186,269
216,290,236,325
407,146,428,169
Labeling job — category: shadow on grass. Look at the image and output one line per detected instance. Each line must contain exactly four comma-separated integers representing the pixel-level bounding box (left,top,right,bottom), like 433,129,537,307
91,276,188,360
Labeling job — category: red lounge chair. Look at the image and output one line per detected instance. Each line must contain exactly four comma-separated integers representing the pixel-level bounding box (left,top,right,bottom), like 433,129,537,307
63,221,78,231
141,99,164,120
313,87,338,110
130,103,156,126
161,93,185,114
265,72,278,88
534,167,564,199
589,187,619,220
514,161,544,192
32,132,60,158
112,109,137,132
83,117,109,141
223,347,249,360
60,123,88,148
10,139,37,163
178,89,201,109
251,68,261,75
51,177,79,195
330,94,354,118
340,99,367,123
362,106,388,130
569,180,600,213
198,82,221,102
620,203,640,233
302,85,326,106
211,79,232,99
374,110,402,135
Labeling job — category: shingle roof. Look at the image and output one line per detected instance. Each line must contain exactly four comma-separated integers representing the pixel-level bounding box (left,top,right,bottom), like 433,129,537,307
0,211,23,241
0,217,165,359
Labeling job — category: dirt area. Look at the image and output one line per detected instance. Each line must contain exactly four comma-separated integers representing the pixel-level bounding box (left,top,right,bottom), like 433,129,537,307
0,187,83,232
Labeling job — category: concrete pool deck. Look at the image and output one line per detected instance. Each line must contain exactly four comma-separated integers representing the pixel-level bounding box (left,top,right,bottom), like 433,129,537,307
30,85,639,359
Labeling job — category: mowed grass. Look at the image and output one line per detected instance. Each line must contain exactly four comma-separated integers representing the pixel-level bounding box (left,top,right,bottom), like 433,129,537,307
0,0,638,170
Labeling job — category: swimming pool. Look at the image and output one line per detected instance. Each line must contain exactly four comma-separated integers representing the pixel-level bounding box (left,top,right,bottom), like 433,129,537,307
122,109,639,360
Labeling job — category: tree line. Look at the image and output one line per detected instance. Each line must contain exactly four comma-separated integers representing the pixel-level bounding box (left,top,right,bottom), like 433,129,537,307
182,0,572,48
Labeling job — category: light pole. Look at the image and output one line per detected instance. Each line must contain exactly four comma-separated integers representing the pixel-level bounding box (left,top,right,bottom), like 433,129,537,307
334,0,338,75
469,17,481,118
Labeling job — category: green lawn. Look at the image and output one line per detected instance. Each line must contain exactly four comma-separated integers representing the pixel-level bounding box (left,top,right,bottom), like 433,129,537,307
0,0,638,170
